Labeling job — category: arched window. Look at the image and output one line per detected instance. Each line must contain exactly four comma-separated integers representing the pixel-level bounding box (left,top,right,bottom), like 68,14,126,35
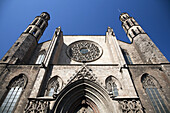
122,49,133,64
37,20,43,27
126,21,131,28
132,29,137,36
32,28,37,35
141,74,169,113
46,76,63,96
35,50,45,64
0,74,27,113
105,76,121,97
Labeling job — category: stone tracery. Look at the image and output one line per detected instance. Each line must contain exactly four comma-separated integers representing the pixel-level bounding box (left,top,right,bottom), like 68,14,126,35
118,99,144,113
67,40,103,62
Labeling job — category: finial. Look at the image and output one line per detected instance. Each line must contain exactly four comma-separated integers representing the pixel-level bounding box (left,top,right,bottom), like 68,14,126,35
55,26,61,36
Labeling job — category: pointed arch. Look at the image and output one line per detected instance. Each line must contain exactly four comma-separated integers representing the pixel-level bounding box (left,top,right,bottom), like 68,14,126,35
141,73,169,113
7,74,28,89
52,79,114,113
45,76,63,96
0,74,27,113
141,73,161,89
105,75,122,97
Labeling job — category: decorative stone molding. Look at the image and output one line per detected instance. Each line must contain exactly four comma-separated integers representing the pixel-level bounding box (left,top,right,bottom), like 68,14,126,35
8,74,27,89
118,99,144,113
66,40,103,62
67,64,97,84
141,73,161,89
142,75,155,88
24,98,51,113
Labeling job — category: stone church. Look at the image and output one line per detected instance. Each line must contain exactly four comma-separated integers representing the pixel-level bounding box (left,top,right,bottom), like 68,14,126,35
0,12,169,113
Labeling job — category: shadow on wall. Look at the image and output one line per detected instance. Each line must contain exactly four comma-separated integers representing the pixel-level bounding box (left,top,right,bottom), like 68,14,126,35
28,43,44,64
57,43,71,64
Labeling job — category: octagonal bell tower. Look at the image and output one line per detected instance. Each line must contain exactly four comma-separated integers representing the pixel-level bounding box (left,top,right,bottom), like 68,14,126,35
0,12,50,64
120,13,168,64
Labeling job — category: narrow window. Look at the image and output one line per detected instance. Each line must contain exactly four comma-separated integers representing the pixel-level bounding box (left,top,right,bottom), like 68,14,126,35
131,19,135,25
25,27,32,33
41,25,46,31
0,74,27,113
141,74,169,113
47,80,59,96
106,76,120,97
132,29,137,36
112,83,119,96
122,49,133,64
35,51,45,64
32,29,37,35
126,21,131,28
46,77,60,96
129,33,132,38
37,20,43,27
137,27,141,33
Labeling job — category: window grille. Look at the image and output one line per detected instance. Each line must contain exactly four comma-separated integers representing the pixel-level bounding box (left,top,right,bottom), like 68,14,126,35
0,74,27,113
142,74,169,113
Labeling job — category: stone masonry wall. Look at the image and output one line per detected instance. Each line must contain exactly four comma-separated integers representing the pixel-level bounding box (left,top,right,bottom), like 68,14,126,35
0,65,40,113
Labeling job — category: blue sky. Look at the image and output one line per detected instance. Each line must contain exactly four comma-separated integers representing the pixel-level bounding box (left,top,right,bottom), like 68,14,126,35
0,0,170,61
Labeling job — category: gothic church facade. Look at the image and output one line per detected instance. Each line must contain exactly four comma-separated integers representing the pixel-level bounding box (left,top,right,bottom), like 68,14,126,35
0,12,169,113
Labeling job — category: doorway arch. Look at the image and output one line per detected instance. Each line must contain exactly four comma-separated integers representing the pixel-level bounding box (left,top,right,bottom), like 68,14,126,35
52,79,114,113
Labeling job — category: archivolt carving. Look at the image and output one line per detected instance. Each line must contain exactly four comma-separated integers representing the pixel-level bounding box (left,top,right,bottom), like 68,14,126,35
119,99,144,113
67,64,97,84
52,79,114,113
67,40,103,62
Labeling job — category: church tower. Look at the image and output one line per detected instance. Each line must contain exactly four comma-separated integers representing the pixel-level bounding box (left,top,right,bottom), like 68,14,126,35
0,12,50,64
119,13,170,113
120,13,168,64
0,12,169,113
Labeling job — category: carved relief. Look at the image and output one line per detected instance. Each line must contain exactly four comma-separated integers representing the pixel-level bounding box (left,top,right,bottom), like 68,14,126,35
67,40,103,62
24,99,50,113
119,99,144,113
67,64,97,84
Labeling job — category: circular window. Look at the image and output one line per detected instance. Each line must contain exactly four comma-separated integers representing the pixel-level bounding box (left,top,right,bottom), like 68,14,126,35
67,40,103,62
